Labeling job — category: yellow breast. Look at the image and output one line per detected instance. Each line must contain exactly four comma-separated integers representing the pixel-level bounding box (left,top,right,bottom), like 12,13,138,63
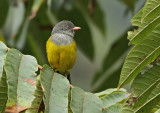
46,36,77,74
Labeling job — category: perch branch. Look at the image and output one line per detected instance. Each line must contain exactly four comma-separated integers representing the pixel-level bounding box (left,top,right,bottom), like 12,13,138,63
102,106,105,111
38,65,43,70
7,47,10,51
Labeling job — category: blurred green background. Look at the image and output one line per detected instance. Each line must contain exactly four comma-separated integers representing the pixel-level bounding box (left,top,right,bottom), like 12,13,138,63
0,0,145,92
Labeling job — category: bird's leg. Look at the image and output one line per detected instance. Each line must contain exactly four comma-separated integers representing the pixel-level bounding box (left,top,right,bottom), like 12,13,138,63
65,72,71,84
64,72,68,78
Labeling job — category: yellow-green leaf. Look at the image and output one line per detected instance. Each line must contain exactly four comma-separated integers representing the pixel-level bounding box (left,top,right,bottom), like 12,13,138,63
119,24,160,87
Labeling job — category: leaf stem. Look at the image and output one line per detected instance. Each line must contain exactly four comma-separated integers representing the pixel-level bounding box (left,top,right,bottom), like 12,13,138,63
38,65,43,70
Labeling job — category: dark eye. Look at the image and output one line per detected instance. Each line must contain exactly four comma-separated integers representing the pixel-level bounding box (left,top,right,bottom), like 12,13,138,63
66,26,70,29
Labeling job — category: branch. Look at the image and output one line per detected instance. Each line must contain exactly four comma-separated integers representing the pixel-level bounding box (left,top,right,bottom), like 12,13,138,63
38,65,43,70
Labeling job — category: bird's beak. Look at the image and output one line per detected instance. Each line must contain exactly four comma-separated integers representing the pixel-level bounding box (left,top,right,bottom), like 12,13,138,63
73,27,81,30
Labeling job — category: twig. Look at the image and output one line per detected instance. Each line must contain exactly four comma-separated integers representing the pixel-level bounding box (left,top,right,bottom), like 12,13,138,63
70,84,74,89
102,106,105,111
38,65,43,70
7,47,10,51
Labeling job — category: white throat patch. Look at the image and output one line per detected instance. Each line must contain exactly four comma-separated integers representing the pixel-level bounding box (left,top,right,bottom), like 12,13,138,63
51,33,74,45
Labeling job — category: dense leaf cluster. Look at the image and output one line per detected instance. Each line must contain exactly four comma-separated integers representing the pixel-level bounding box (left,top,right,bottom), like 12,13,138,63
0,42,128,113
0,0,137,93
118,0,160,112
1,0,160,112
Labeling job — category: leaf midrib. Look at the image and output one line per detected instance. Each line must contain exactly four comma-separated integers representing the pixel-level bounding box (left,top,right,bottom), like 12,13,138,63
82,92,86,113
120,45,160,86
130,14,160,43
134,91,160,113
142,3,160,22
134,79,160,106
48,73,56,112
16,54,24,113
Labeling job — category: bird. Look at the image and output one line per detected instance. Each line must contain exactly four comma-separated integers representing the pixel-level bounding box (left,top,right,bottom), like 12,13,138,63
46,20,81,82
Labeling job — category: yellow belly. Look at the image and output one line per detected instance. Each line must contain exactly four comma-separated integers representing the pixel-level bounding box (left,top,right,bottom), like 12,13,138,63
46,37,77,74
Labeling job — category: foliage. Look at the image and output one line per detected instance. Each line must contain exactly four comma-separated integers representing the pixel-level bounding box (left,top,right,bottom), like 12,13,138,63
2,0,160,112
0,41,128,112
0,0,137,92
118,0,160,112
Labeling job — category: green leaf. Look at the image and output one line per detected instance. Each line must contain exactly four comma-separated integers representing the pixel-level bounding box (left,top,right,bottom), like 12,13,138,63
40,65,70,113
0,41,7,78
141,0,160,22
95,88,128,108
128,0,160,45
16,19,30,50
134,87,160,113
29,0,44,19
155,109,160,113
122,64,160,113
132,64,160,112
131,64,160,99
25,76,44,113
32,0,44,11
103,104,122,113
70,87,102,113
134,79,160,109
121,103,134,113
119,24,160,87
4,49,38,112
100,92,128,108
3,1,25,45
128,89,160,113
95,88,126,97
131,8,144,27
0,71,8,113
0,0,9,28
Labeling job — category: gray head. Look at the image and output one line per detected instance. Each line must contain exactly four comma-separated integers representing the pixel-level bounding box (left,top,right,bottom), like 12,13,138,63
51,20,81,45
51,20,81,38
